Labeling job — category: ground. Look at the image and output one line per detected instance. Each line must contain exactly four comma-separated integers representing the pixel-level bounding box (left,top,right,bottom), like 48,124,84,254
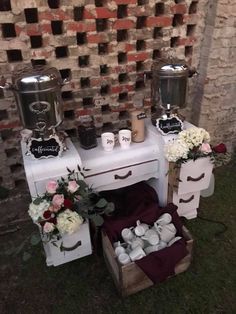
0,163,236,314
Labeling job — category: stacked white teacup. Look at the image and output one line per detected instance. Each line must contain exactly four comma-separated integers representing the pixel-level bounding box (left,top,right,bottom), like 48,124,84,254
113,214,182,265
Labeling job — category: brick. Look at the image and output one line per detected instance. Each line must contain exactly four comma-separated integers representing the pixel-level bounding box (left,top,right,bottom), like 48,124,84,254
127,51,149,62
0,120,21,130
40,23,52,34
170,4,187,15
114,0,136,4
87,33,108,44
178,36,196,46
111,84,134,94
95,7,117,19
67,22,96,33
39,9,71,21
146,16,172,28
83,9,95,19
113,19,135,30
26,24,41,36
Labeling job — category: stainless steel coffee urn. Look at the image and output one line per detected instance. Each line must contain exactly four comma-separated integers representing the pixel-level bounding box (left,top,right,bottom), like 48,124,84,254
151,58,196,134
1,65,65,138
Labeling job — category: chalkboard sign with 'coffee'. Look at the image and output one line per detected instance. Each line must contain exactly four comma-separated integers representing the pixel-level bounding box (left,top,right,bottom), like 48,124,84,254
28,136,63,159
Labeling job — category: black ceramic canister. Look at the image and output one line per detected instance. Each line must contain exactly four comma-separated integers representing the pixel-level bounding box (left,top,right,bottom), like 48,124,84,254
78,115,97,149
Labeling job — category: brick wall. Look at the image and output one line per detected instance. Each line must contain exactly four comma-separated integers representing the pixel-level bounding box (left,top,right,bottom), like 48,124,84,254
0,0,199,189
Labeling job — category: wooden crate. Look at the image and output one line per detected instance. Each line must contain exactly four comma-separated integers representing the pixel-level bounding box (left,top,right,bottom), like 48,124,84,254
102,226,193,297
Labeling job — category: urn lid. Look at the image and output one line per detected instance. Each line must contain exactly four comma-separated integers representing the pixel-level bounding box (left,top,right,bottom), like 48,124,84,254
152,58,189,78
12,65,62,92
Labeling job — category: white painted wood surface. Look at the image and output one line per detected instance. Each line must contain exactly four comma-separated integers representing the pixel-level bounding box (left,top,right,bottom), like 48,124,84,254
42,220,92,267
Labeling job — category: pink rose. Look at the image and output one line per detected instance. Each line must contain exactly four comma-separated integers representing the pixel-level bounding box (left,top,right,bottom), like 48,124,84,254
49,205,60,213
52,194,64,208
43,222,55,233
67,180,79,193
46,180,58,194
200,143,212,154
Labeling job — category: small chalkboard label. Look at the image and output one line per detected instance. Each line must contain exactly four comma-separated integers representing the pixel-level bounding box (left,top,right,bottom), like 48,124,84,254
137,112,147,120
28,136,63,159
156,116,183,135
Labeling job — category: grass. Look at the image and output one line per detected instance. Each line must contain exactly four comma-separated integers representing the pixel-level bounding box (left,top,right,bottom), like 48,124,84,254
1,162,236,314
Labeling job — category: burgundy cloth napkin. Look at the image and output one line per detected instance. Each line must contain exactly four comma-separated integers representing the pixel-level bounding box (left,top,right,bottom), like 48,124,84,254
102,182,188,283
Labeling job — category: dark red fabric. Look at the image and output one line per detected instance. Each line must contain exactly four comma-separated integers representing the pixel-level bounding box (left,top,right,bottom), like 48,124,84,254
102,182,188,283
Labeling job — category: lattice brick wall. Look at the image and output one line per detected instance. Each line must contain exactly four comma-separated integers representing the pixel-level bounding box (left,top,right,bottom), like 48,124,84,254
0,0,198,189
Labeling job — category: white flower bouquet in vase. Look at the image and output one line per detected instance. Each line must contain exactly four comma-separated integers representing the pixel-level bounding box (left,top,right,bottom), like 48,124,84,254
28,167,114,266
165,127,214,195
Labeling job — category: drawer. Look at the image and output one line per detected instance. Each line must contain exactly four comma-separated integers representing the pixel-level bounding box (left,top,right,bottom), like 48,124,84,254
171,157,213,195
84,159,159,191
42,220,92,266
173,191,200,219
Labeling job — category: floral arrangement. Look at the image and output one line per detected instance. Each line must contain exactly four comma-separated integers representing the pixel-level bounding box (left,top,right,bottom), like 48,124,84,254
164,127,212,164
164,127,230,166
28,167,114,242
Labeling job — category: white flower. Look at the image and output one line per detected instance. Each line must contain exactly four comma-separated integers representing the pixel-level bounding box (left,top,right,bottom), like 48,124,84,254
43,222,55,233
28,200,50,222
164,139,189,162
178,127,210,149
57,209,83,234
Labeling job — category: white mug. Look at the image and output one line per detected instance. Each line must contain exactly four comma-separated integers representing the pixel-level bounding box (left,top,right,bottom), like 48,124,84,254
144,244,161,255
20,129,33,143
167,236,182,247
118,129,131,149
101,132,115,151
118,253,131,265
142,229,159,246
114,245,126,257
129,246,146,262
134,220,149,237
155,213,172,226
156,223,177,243
130,237,145,250
121,227,135,243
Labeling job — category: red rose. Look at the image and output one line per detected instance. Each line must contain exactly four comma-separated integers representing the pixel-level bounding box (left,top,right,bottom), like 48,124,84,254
212,143,227,153
64,199,73,209
48,217,57,225
43,210,52,219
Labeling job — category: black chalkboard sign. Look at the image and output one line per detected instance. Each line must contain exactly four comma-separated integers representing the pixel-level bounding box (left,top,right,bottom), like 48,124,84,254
156,116,183,135
137,112,147,120
28,136,63,159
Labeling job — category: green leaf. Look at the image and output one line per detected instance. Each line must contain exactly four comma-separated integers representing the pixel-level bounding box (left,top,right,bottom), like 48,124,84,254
33,197,42,205
95,198,108,208
30,233,41,246
91,214,104,226
104,202,115,214
22,251,31,262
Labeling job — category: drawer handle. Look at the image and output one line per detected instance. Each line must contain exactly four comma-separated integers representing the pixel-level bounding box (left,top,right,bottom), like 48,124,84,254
187,173,205,182
114,170,132,180
60,240,82,252
179,195,194,204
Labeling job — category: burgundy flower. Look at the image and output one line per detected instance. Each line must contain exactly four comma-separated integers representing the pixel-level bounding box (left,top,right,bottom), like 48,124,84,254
43,210,52,219
48,217,57,225
64,199,73,209
212,143,227,154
